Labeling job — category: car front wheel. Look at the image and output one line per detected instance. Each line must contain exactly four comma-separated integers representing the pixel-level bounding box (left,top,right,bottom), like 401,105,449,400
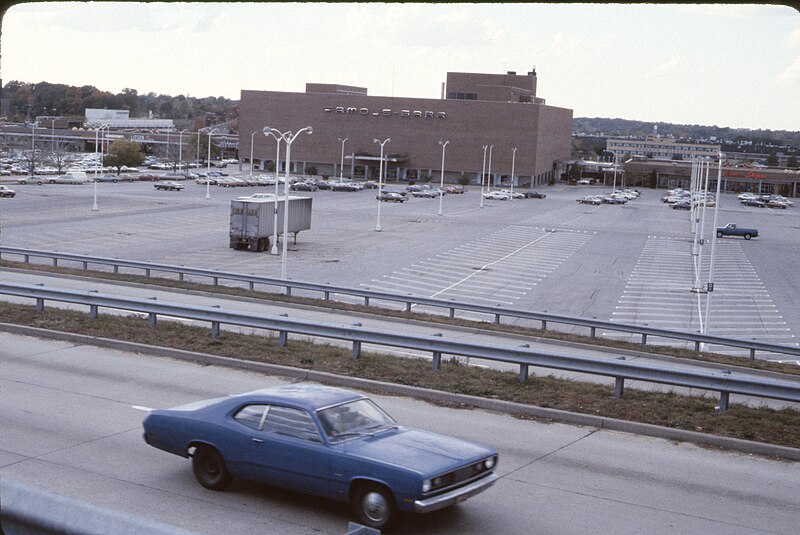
192,445,232,490
352,482,397,530
716,232,723,238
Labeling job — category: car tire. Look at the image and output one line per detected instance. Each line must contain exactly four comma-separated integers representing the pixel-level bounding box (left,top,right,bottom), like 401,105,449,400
744,234,751,240
717,232,723,238
352,482,397,530
192,445,232,491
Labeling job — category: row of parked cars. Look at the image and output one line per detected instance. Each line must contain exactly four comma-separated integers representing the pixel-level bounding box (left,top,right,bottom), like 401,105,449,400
577,189,640,205
737,192,793,209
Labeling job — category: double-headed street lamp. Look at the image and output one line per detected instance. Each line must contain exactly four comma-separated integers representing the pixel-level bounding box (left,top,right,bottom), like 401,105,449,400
177,129,187,171
338,137,348,180
264,127,284,255
374,138,391,232
206,128,219,199
480,144,489,208
264,126,313,283
438,140,449,216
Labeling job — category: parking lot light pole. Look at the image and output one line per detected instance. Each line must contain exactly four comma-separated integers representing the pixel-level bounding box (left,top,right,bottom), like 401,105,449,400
249,130,257,179
264,127,284,255
280,126,313,284
692,159,711,294
487,145,494,192
438,140,449,216
206,128,218,199
480,145,488,208
178,129,187,172
703,153,725,340
93,124,109,212
50,111,56,152
338,137,348,180
374,138,390,231
510,147,517,199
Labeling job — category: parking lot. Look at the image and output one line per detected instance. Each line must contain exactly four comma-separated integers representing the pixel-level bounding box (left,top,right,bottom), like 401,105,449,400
1,175,799,358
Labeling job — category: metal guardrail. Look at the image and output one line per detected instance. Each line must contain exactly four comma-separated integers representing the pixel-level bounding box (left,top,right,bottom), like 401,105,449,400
1,247,798,361
2,282,799,413
0,477,201,535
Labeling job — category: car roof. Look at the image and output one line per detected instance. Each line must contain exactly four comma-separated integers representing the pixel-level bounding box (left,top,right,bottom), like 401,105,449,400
234,383,365,411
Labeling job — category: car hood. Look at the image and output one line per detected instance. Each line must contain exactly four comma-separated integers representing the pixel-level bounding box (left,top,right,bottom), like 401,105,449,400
344,428,492,475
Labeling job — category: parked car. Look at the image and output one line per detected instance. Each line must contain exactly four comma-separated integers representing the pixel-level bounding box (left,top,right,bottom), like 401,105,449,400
377,191,406,203
142,384,498,530
94,174,122,183
53,172,88,184
381,187,407,196
672,200,692,210
237,193,275,201
716,223,758,240
497,189,525,199
767,200,789,209
153,181,185,191
412,189,438,198
600,195,627,204
361,180,379,189
443,185,465,194
576,195,601,205
523,191,546,198
482,191,511,200
316,180,334,190
290,181,319,192
331,181,361,192
741,198,767,208
196,177,218,185
0,185,16,198
16,176,44,185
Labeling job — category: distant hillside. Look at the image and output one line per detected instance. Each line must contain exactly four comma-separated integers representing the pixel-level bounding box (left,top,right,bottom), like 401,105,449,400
573,117,800,147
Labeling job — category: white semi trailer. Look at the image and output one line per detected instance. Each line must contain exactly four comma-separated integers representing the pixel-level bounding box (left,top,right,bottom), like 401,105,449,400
229,196,312,252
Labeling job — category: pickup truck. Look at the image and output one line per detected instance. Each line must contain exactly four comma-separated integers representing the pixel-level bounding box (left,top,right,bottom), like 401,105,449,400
716,223,758,240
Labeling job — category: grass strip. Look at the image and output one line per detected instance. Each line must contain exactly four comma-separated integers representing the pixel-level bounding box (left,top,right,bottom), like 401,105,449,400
2,301,798,450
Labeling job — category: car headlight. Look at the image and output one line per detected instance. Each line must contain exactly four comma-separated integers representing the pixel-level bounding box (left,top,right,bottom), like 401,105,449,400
485,457,496,470
422,479,431,493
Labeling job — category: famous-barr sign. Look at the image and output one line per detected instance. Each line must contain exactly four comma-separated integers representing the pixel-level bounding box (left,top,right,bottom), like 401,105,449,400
325,106,446,119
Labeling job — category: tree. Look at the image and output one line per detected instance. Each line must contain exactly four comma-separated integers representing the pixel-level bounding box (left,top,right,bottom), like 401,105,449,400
766,152,779,167
787,155,798,169
104,140,144,174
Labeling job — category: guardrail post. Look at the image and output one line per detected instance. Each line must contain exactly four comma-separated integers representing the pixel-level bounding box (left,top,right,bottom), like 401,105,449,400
24,254,30,262
495,313,501,324
449,308,455,319
406,302,411,313
53,258,58,267
695,341,701,351
324,291,330,300
641,333,647,344
518,364,528,383
614,377,625,398
211,322,220,339
285,286,292,296
590,326,596,338
717,392,730,413
113,265,119,274
82,261,88,270
212,277,218,286
278,331,288,347
90,304,98,319
364,296,370,306
148,297,157,328
36,298,44,312
352,341,361,360
432,352,441,370
145,268,151,277
750,348,756,360
180,273,186,282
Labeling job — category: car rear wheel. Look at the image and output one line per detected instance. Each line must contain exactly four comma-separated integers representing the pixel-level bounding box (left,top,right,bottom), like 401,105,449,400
716,231,723,238
744,234,751,240
352,482,397,530
192,445,232,490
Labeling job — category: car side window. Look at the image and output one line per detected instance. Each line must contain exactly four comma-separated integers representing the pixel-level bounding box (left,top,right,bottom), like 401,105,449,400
263,406,322,443
234,404,270,430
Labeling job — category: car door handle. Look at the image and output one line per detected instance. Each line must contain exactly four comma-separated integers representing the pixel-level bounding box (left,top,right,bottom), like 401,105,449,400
251,438,264,444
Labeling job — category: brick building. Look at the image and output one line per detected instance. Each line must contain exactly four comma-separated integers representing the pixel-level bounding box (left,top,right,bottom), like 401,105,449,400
239,70,573,187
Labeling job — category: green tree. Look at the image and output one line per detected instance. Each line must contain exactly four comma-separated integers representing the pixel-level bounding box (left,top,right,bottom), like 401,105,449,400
787,155,798,169
766,152,779,166
104,140,144,174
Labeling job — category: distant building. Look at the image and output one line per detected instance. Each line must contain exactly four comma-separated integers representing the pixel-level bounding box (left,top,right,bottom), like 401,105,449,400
239,70,573,186
607,136,720,161
84,108,174,129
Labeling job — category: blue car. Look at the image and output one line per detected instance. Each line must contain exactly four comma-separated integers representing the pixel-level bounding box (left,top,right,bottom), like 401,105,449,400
142,384,498,530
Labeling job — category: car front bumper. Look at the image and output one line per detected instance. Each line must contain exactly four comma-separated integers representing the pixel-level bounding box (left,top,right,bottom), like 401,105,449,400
413,472,499,513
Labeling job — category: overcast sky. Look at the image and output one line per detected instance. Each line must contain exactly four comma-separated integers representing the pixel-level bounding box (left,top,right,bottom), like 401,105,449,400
2,3,799,131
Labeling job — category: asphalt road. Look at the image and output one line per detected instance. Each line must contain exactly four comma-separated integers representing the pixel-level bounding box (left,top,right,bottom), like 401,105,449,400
2,333,798,535
2,178,798,359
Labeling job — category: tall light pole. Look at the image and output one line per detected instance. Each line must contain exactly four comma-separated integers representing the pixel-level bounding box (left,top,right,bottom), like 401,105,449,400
280,126,312,283
93,124,109,212
338,137,348,180
50,110,56,152
166,129,170,164
438,140,449,216
29,121,38,177
480,144,488,208
374,138,391,232
703,152,724,340
510,147,518,199
487,145,494,192
177,129,188,171
249,130,257,179
206,128,218,199
692,159,711,294
264,127,284,255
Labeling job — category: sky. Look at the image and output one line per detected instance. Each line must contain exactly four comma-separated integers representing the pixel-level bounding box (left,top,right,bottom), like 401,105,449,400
1,2,799,132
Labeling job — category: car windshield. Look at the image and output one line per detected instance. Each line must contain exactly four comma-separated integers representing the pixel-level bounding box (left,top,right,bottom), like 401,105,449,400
317,399,397,442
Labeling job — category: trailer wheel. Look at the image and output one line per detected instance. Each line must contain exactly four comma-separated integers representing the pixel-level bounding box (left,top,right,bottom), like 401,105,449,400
256,237,267,252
